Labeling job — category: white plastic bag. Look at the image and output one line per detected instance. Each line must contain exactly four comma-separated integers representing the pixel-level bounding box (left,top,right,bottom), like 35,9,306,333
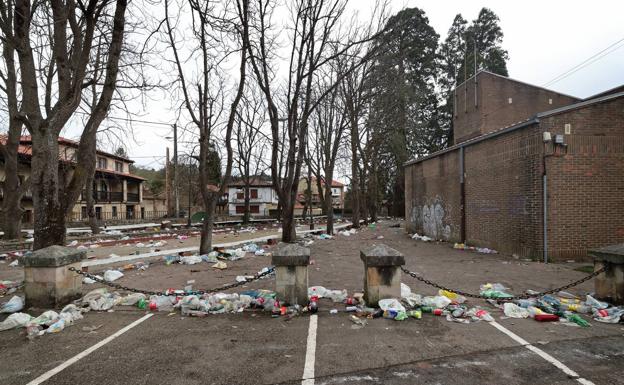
28,311,60,326
308,286,328,298
400,283,412,298
103,270,124,282
503,303,529,318
116,293,146,306
378,298,406,313
0,296,24,313
0,312,33,331
421,295,452,309
326,289,348,303
180,255,203,265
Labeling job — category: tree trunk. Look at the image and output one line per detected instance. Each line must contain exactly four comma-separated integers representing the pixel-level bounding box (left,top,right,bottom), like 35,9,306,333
1,136,24,240
31,130,68,249
243,184,250,225
281,194,297,242
199,199,218,254
324,185,334,235
85,176,100,234
349,124,360,229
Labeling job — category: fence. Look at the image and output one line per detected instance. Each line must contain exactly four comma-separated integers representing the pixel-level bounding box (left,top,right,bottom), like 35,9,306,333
66,210,168,224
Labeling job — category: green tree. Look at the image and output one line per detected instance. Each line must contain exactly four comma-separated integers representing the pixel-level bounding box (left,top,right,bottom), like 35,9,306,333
458,8,509,83
367,7,440,216
438,14,467,145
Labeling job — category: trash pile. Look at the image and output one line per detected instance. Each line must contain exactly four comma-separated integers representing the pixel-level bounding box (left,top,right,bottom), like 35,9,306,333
0,280,22,296
338,228,358,237
454,243,498,254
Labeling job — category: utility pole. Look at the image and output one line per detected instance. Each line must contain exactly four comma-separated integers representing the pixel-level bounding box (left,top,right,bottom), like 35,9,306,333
172,123,179,219
165,147,171,217
187,155,192,227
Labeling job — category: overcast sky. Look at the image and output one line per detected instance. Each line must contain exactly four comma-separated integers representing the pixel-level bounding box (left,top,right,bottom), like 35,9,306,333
96,0,624,169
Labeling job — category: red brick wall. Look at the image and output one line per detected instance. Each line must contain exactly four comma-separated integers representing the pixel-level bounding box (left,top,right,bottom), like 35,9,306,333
541,97,624,259
405,150,461,241
454,72,579,145
463,124,544,256
407,95,624,261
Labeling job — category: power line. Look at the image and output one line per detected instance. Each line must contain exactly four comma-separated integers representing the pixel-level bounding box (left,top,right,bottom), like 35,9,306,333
542,36,624,87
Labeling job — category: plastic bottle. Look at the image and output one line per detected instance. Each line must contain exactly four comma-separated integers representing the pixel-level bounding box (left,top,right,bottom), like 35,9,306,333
475,309,494,322
515,299,537,308
136,298,147,310
565,313,590,327
345,306,358,312
344,297,358,306
560,303,591,313
407,310,422,319
308,296,319,314
420,306,435,313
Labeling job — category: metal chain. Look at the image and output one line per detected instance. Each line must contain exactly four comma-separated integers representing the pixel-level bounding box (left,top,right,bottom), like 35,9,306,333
68,266,275,297
401,265,608,301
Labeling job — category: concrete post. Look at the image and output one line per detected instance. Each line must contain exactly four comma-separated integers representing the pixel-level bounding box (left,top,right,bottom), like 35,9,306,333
271,243,310,306
590,244,624,305
360,244,405,307
23,245,86,308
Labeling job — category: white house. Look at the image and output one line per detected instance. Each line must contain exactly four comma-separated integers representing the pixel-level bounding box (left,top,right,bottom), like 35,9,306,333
227,177,278,217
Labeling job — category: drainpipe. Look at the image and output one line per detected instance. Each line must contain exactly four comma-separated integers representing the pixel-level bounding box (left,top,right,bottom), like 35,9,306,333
459,146,466,243
542,142,549,264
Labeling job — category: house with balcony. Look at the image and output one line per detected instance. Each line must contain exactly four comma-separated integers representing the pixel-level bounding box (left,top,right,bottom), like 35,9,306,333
297,177,345,212
0,136,155,225
226,177,277,217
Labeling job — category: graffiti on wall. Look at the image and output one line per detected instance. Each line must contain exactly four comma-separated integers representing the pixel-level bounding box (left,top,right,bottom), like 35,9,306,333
410,197,452,240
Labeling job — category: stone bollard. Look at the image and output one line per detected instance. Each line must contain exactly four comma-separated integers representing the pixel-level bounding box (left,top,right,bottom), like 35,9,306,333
589,244,624,305
23,245,86,308
360,244,405,307
271,243,310,306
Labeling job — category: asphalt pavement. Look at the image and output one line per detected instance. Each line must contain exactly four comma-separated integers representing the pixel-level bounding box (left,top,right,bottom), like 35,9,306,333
1,221,623,385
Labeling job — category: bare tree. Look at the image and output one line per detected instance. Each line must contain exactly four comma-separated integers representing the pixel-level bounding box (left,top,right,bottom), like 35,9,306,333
164,0,249,254
235,88,268,224
0,0,29,239
0,0,130,249
247,0,353,242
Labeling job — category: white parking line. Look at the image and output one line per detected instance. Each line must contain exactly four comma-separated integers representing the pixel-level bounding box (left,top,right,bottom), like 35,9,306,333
25,313,154,385
302,314,318,385
490,321,596,385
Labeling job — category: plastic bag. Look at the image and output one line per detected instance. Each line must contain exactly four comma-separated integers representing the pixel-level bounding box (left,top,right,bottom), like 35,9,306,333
400,283,412,298
60,304,84,323
503,303,529,318
242,243,259,252
479,283,513,299
201,254,218,263
308,286,328,298
378,298,406,313
103,270,124,282
1,295,24,313
28,310,60,326
116,293,146,306
402,293,422,309
212,261,227,270
0,312,33,331
421,295,452,309
180,255,203,265
438,290,466,304
585,295,609,310
46,318,66,333
325,289,348,303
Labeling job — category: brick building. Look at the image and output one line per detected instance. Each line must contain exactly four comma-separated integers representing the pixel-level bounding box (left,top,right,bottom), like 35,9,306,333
404,71,624,261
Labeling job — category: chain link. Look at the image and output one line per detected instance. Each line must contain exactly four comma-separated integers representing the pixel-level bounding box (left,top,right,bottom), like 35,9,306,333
401,265,608,301
68,266,275,297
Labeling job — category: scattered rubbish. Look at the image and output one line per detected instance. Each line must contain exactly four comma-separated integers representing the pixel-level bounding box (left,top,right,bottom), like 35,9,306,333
212,261,227,270
83,275,103,284
565,313,590,327
454,243,498,254
411,233,432,242
103,270,124,282
180,255,203,265
308,286,328,298
329,309,338,314
67,240,78,247
317,234,333,240
421,295,452,309
349,315,367,327
479,283,513,299
503,303,530,318
82,324,104,333
0,313,32,331
8,260,19,267
0,296,24,313
379,298,406,313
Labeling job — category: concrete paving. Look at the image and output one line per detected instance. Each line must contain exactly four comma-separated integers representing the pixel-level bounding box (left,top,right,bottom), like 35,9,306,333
0,221,622,385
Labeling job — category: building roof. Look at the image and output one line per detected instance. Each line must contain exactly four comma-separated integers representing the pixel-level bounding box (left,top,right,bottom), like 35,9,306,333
228,177,274,187
404,88,624,167
18,136,134,163
306,176,344,187
95,168,146,181
455,70,581,101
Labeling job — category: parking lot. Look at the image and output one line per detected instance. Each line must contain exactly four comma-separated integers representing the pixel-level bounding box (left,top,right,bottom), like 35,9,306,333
1,222,622,385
